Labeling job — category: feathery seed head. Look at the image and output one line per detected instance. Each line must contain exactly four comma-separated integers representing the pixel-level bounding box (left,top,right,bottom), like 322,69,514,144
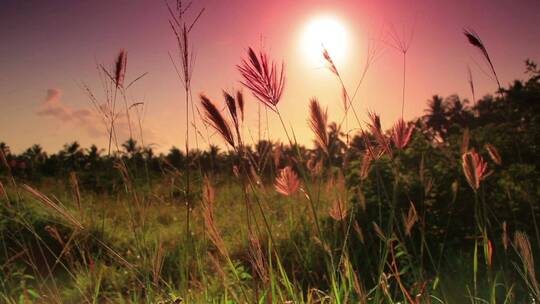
236,91,245,121
462,151,488,191
485,143,502,165
200,94,235,148
514,231,540,295
366,112,392,157
238,47,285,110
322,47,339,77
360,153,372,180
308,98,329,155
402,201,418,237
114,49,128,88
329,198,348,221
391,118,414,149
274,166,300,196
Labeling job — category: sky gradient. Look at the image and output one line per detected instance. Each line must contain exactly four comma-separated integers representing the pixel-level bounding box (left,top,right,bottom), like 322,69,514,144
1,0,539,153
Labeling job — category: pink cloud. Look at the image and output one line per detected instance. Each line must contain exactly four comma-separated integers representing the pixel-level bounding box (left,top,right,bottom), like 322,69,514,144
37,88,106,138
36,88,164,147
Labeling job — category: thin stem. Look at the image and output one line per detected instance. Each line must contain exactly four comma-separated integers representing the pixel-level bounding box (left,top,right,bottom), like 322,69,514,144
401,53,407,119
275,109,293,148
276,110,323,239
108,87,119,156
184,84,191,285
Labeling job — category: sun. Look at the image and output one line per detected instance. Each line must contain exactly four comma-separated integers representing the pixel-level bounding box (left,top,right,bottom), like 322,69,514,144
301,16,349,66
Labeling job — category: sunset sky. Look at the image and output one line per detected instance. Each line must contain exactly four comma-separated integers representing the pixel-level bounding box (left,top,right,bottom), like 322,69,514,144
1,0,539,153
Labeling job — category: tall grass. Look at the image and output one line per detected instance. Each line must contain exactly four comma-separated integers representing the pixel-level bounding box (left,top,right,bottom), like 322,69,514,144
1,10,540,304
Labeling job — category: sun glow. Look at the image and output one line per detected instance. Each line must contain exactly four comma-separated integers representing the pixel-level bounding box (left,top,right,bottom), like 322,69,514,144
301,16,349,66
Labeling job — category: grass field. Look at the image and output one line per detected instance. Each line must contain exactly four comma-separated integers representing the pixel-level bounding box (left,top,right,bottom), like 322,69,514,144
2,2,540,303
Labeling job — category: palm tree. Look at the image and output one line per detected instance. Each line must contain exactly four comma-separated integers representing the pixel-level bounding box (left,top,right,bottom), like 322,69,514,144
87,145,101,160
64,141,82,156
327,122,346,167
24,144,47,164
424,95,448,140
167,147,185,169
60,141,84,171
122,138,139,158
207,144,221,173
445,95,473,129
143,146,154,160
20,144,46,178
84,145,102,168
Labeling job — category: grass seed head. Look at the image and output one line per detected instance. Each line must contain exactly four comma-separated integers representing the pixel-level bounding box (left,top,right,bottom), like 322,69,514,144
462,151,488,191
514,231,540,295
308,98,329,155
329,198,348,221
238,47,285,110
274,166,300,196
114,49,128,88
403,201,418,236
391,118,414,149
200,94,235,148
367,111,392,157
485,143,502,165
502,221,509,252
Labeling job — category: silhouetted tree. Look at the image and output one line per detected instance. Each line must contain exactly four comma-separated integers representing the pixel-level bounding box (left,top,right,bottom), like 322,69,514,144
327,122,346,167
122,138,140,158
424,95,448,140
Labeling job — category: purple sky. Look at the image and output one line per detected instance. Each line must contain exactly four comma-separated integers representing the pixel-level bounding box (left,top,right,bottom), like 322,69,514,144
1,0,539,153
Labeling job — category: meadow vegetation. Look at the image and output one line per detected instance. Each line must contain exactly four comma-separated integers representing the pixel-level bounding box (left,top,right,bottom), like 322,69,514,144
2,3,540,303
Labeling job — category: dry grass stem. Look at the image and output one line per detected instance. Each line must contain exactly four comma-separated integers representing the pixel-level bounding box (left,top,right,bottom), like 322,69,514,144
247,229,268,282
514,231,540,295
464,28,502,91
0,181,6,201
152,240,165,286
372,222,386,241
202,178,227,257
22,184,84,230
69,172,82,217
358,153,371,180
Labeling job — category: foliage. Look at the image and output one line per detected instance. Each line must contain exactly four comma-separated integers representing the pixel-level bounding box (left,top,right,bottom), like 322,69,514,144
1,35,540,303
